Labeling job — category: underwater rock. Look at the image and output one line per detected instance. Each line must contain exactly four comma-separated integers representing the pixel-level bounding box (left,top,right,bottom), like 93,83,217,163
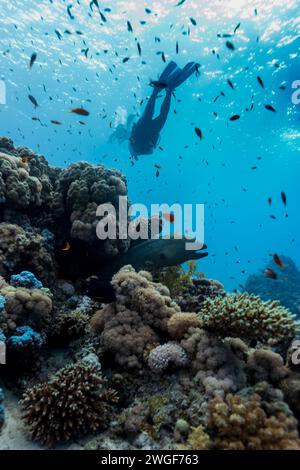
244,256,300,316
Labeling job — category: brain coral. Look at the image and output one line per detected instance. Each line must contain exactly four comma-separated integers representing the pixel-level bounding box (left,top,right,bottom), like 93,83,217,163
21,361,118,447
207,393,300,450
199,293,298,344
91,266,181,369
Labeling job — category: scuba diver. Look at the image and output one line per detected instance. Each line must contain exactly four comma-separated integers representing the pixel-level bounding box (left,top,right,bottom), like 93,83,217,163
129,61,199,158
109,113,135,144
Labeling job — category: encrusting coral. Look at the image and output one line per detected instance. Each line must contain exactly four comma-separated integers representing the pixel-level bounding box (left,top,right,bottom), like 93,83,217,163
199,293,299,344
21,360,118,447
207,393,300,450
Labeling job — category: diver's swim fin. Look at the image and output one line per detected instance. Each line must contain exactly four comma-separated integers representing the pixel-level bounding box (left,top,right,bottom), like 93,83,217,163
166,62,199,90
159,61,178,83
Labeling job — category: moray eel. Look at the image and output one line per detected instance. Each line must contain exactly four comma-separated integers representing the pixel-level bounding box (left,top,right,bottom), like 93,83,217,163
87,237,208,300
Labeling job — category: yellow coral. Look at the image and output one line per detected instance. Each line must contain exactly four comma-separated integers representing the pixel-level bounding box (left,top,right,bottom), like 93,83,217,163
186,425,211,450
207,393,300,450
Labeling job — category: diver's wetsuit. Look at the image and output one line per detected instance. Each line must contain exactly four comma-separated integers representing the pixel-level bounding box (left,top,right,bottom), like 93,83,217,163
129,61,199,157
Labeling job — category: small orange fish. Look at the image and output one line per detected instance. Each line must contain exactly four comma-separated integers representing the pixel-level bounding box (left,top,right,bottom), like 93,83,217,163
62,242,71,252
273,254,284,268
264,268,277,280
162,212,175,223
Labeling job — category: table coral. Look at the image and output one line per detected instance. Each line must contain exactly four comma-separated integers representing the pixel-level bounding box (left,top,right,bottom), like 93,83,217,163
200,293,299,344
21,361,118,447
207,393,300,450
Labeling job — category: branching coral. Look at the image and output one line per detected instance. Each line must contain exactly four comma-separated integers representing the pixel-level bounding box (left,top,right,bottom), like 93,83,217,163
21,361,118,447
199,293,298,344
181,328,246,397
207,393,300,450
91,266,181,369
0,276,52,334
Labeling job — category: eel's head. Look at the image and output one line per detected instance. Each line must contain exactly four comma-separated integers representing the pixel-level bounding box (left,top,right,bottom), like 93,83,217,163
156,237,208,267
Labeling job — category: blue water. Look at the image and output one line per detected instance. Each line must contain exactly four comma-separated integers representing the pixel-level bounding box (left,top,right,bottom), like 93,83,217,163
0,0,299,290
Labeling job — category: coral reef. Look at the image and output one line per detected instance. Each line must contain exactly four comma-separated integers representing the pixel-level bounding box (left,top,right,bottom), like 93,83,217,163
21,361,118,447
1,137,300,452
244,256,300,316
199,293,298,344
207,392,300,450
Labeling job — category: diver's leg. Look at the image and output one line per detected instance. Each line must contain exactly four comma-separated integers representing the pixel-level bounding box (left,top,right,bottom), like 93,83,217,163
142,88,160,121
152,89,172,130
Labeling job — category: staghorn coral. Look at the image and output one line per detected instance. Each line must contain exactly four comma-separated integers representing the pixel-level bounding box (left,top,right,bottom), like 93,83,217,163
0,276,52,334
147,342,189,373
91,266,181,369
0,223,56,284
181,327,246,397
247,348,289,385
207,393,300,450
21,361,118,447
199,293,298,344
